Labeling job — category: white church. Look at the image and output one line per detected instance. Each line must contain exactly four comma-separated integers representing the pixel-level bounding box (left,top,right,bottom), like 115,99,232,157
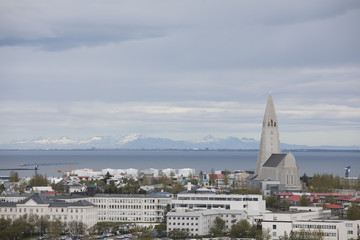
249,95,301,194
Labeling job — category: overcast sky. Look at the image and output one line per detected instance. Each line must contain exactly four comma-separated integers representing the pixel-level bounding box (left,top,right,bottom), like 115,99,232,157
0,0,359,146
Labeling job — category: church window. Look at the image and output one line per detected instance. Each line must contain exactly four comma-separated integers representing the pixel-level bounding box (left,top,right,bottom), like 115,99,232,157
291,175,293,185
271,119,273,126
274,122,276,127
268,122,270,126
287,175,289,184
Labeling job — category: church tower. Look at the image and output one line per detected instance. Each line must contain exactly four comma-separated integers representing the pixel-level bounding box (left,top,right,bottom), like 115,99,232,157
255,94,281,178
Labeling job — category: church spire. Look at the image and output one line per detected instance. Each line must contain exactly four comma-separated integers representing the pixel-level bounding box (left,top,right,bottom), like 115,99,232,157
255,94,281,178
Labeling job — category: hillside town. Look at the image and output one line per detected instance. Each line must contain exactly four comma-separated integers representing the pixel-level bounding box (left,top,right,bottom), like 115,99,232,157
1,95,359,240
0,166,360,240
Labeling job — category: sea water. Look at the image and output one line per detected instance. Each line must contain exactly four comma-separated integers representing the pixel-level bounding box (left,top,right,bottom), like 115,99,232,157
0,149,359,178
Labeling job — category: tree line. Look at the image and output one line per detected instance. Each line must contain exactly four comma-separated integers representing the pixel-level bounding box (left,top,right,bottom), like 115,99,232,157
0,214,85,240
302,173,360,192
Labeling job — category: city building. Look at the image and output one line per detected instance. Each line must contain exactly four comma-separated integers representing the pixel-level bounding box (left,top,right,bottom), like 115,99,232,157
0,193,97,228
262,206,359,240
167,209,246,236
70,194,172,226
171,193,266,217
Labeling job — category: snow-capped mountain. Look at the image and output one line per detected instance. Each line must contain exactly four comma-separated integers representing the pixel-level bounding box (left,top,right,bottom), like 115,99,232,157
0,134,359,150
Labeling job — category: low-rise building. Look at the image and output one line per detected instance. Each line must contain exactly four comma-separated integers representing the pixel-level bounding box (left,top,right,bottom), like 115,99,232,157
70,194,172,225
0,193,97,228
172,193,266,217
167,210,246,236
262,206,359,240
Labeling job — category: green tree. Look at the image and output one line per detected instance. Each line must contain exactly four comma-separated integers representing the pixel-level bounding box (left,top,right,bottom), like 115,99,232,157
49,219,63,238
280,200,292,211
301,173,309,187
299,195,310,206
170,181,185,194
327,195,336,204
210,217,225,237
38,216,50,236
230,219,255,238
117,178,141,194
68,221,85,235
346,202,360,220
266,196,279,210
209,168,216,186
261,227,272,240
9,171,19,182
168,228,189,238
29,174,49,187
199,170,204,184
0,184,5,194
223,171,230,186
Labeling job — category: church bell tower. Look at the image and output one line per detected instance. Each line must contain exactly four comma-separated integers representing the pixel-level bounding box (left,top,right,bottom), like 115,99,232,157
255,94,281,178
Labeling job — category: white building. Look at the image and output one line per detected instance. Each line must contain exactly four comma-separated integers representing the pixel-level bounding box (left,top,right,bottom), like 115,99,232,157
140,168,159,177
167,210,246,236
101,168,139,178
0,193,30,203
262,206,359,240
0,194,97,228
70,194,172,225
160,168,195,178
172,193,266,217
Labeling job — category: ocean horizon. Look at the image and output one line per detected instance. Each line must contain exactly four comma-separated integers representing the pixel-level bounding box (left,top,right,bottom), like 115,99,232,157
0,149,359,178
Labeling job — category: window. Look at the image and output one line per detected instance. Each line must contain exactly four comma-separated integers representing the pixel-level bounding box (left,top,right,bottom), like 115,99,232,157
273,225,276,230
273,232,276,237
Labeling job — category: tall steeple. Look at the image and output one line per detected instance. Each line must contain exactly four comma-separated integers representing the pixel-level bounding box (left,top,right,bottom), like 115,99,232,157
255,94,281,178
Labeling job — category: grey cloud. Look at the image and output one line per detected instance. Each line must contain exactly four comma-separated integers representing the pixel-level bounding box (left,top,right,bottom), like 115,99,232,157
0,24,166,51
0,1,359,146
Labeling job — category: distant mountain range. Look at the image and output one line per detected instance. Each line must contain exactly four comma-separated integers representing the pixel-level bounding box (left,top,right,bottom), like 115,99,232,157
0,134,359,150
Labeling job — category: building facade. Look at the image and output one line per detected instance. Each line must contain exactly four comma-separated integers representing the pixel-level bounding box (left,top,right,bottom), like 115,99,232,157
262,206,359,240
171,193,266,216
0,194,97,228
70,194,172,224
167,210,246,236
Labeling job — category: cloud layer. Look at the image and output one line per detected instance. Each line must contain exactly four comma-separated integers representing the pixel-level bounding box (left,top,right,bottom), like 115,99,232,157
0,0,359,146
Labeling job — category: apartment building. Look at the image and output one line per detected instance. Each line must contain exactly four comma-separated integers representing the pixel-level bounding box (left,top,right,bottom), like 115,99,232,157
172,193,266,216
70,194,172,224
262,206,359,240
0,194,97,228
167,209,246,236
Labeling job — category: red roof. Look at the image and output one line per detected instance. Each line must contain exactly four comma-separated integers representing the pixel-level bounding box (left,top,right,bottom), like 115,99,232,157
326,204,343,209
336,195,355,201
275,192,294,196
310,196,321,203
310,193,345,197
285,195,302,201
209,174,225,179
46,191,57,194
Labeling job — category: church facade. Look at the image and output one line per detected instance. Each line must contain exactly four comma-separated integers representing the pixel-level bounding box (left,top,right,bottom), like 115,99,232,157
250,95,301,193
